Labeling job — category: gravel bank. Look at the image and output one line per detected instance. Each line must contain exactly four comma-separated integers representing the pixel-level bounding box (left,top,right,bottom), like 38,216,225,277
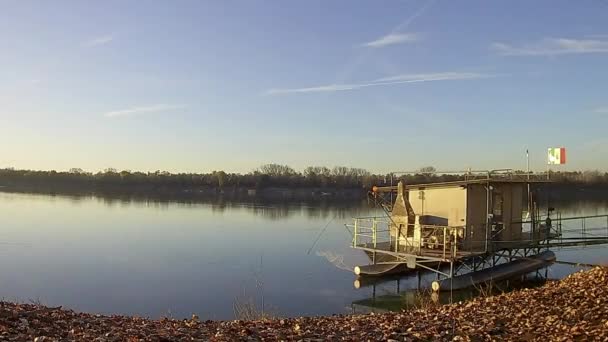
1,267,607,341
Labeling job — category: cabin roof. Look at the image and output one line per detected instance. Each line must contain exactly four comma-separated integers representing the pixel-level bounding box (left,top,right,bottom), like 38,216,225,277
374,178,550,192
407,178,549,189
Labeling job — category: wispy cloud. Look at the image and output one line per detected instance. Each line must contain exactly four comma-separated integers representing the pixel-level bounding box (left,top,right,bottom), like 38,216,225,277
374,72,488,82
362,33,420,48
492,37,608,56
103,104,185,118
83,35,114,47
266,72,493,95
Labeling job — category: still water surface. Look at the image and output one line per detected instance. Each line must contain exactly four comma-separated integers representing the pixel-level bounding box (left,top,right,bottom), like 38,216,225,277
0,192,606,319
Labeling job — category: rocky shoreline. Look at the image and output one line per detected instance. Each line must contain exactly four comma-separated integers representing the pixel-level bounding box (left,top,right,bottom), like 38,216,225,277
1,267,607,341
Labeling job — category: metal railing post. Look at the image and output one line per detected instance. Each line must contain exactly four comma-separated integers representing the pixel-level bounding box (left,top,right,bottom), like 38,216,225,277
443,227,447,260
559,212,562,242
582,219,585,239
418,225,422,253
353,219,358,247
373,219,377,248
395,224,400,252
454,229,459,258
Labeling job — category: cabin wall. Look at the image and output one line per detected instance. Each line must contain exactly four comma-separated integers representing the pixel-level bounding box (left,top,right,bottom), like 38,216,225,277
408,187,467,227
465,183,525,252
466,184,489,252
390,182,526,254
510,185,523,240
492,183,523,245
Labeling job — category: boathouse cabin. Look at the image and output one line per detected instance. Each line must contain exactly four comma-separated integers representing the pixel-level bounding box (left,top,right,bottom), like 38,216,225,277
389,179,526,253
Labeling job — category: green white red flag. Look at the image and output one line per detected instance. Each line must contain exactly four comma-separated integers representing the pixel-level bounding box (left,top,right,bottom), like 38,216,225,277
548,147,566,165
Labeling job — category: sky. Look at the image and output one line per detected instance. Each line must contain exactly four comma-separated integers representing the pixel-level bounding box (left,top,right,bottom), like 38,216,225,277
1,0,608,174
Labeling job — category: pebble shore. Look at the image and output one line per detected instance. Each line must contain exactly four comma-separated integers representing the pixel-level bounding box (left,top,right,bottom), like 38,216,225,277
1,267,607,341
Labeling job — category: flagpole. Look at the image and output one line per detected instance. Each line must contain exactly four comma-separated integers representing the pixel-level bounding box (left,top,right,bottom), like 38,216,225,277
546,148,550,180
526,149,532,223
526,149,530,181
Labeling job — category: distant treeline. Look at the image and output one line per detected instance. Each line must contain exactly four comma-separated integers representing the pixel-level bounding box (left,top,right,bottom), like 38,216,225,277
1,164,608,192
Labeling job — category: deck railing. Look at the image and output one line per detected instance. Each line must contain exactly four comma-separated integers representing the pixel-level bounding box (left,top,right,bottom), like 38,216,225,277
515,213,608,246
347,217,392,249
546,214,608,246
347,217,466,261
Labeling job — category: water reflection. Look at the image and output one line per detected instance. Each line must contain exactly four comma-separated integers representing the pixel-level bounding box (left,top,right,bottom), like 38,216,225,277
351,274,549,314
0,189,373,221
0,191,378,319
549,199,608,216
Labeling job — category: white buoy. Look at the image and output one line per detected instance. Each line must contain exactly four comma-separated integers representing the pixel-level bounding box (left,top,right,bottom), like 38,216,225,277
431,281,441,292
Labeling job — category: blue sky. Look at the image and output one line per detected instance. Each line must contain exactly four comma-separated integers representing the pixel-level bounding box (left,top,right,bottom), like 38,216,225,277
1,0,607,173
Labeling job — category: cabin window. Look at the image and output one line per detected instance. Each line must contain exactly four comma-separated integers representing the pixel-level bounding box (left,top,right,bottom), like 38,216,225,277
492,192,503,221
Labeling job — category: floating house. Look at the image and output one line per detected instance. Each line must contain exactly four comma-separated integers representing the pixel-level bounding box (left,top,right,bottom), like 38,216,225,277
348,171,608,291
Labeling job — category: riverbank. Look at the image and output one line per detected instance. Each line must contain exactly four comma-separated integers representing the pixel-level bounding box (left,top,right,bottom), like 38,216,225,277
0,185,367,202
1,267,606,341
3,182,608,207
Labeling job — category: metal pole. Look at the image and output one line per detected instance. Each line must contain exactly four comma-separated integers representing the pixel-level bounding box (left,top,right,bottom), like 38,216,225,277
526,149,530,181
353,220,358,247
485,179,491,253
453,229,458,258
546,149,550,180
449,261,454,304
373,219,377,248
582,219,585,239
560,212,563,243
390,173,393,205
419,228,422,252
527,149,532,225
395,224,400,253
443,227,447,260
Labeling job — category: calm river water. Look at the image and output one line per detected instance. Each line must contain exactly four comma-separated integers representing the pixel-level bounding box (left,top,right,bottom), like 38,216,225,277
0,191,606,319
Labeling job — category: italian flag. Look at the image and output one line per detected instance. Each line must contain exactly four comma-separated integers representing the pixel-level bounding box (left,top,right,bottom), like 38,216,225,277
548,147,566,165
